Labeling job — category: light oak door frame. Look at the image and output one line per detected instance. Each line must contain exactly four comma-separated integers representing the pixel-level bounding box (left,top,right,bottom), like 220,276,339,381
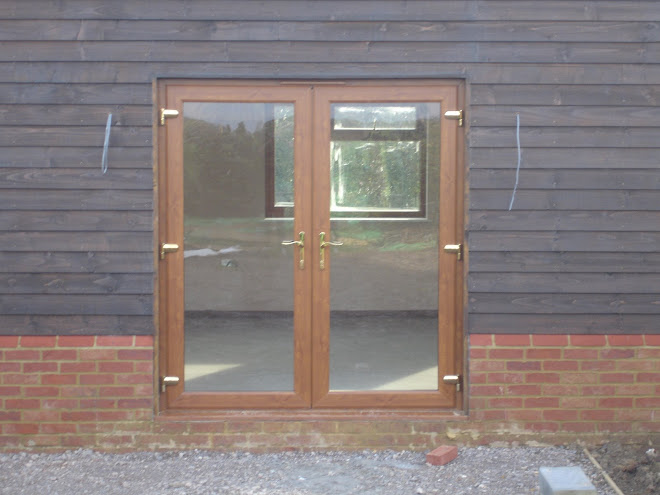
157,79,465,411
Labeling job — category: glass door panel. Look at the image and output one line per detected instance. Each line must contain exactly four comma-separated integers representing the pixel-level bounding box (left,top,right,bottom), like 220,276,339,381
327,103,442,392
182,102,295,392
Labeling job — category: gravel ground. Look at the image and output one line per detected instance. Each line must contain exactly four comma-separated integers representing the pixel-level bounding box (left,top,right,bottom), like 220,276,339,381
0,446,617,495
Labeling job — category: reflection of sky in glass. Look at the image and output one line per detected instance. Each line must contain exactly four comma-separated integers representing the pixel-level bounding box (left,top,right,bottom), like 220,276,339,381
333,105,417,130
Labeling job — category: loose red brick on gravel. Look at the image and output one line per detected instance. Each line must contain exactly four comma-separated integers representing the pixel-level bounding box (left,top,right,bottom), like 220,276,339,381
426,445,458,465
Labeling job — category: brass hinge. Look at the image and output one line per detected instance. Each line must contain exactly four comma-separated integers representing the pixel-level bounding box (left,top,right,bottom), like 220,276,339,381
444,110,464,127
160,243,179,260
443,374,462,392
161,376,180,393
443,243,463,261
160,108,180,126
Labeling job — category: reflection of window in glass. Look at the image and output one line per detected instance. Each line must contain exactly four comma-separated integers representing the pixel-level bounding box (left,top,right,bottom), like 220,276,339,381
330,103,433,218
331,140,421,213
333,105,418,130
265,102,439,219
273,105,294,206
267,104,295,217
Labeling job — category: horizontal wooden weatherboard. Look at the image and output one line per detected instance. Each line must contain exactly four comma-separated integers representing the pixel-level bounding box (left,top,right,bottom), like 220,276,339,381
3,20,658,43
2,1,659,22
0,105,152,126
469,252,660,274
0,232,151,251
2,41,658,65
470,127,660,148
468,314,659,334
0,211,152,232
0,147,152,168
0,190,152,210
0,252,153,273
468,231,660,252
470,190,660,211
245,21,660,43
468,211,660,232
0,315,153,335
0,168,152,190
3,62,660,85
471,84,660,106
470,170,660,190
0,83,151,104
0,127,150,147
471,106,660,127
468,273,660,294
0,294,152,315
469,293,660,315
0,273,152,294
470,148,660,169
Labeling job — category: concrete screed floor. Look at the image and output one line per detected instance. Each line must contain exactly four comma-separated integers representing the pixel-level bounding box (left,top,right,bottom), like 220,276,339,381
184,312,439,393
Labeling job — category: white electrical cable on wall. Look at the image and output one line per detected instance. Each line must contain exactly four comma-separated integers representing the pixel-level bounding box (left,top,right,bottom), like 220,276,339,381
101,113,112,174
508,113,521,211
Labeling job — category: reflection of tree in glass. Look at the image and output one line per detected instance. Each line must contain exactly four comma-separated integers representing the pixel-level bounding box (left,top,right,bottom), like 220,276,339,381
183,118,265,218
331,140,420,211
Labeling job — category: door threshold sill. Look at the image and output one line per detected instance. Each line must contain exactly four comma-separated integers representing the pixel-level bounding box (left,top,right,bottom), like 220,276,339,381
156,409,468,422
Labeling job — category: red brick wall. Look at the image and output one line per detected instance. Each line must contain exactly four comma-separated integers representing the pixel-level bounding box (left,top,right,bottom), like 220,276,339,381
0,334,657,451
0,336,154,450
467,334,660,443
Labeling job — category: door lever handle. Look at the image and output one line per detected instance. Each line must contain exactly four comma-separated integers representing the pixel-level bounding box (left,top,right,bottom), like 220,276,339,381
281,231,305,269
319,232,343,270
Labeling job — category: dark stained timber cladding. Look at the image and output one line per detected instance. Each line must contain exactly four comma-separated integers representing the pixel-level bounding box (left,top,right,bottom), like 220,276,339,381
468,232,660,253
1,41,658,64
0,127,150,147
0,295,152,315
1,0,659,335
0,315,153,335
470,148,660,170
469,211,660,232
470,170,660,190
0,211,152,231
0,147,152,168
0,169,153,190
0,273,153,295
0,190,152,210
3,62,660,85
1,1,660,21
0,105,152,126
468,314,655,334
0,232,151,251
3,20,659,43
0,252,154,273
0,83,152,104
471,106,660,127
469,252,660,274
469,273,660,294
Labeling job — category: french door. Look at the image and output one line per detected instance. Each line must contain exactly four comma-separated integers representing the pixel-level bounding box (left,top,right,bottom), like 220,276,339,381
157,80,464,410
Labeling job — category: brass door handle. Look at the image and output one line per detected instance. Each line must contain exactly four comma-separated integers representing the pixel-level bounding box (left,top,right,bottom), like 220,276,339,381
281,231,305,269
160,243,179,260
319,232,343,270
